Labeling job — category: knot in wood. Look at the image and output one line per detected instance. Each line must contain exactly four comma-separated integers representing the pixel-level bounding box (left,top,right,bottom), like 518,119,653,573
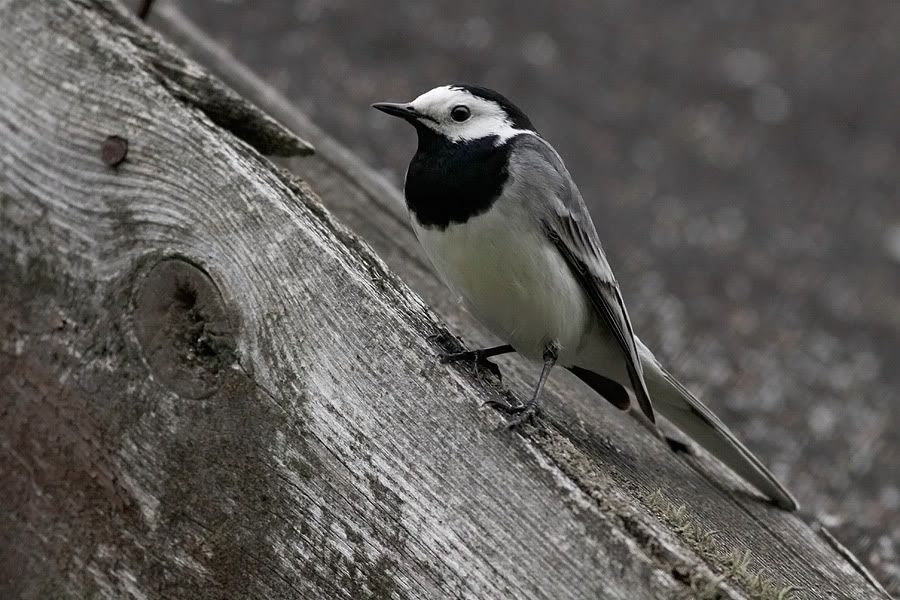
133,258,237,399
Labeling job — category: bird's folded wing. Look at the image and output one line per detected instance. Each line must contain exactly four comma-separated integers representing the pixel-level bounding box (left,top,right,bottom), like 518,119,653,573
544,213,655,423
507,134,656,423
507,136,796,509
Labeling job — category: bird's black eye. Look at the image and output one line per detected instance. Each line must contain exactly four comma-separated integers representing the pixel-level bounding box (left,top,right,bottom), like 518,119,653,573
450,105,470,122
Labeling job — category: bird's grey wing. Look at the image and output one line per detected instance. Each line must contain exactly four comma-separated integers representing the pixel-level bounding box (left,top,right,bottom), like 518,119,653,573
508,134,655,423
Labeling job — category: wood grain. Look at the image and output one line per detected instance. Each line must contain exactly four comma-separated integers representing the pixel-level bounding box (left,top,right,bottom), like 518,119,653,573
0,1,888,598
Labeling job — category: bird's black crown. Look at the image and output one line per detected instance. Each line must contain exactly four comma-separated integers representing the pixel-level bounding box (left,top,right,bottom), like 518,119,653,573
450,84,536,132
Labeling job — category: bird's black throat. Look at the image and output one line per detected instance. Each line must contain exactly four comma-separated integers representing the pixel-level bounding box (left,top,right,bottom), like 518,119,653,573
405,126,514,230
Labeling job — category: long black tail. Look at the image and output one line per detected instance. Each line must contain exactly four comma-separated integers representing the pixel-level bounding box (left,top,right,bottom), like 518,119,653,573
634,338,799,511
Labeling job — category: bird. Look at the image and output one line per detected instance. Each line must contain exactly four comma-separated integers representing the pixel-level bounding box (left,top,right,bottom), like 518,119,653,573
373,84,798,511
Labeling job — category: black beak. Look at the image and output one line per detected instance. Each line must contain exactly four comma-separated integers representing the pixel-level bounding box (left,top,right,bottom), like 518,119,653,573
372,102,423,121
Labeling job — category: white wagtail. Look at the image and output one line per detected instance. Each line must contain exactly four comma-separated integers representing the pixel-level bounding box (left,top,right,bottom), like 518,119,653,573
373,84,797,510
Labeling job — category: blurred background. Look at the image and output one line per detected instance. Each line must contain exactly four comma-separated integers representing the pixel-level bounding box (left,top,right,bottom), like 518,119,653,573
165,0,898,591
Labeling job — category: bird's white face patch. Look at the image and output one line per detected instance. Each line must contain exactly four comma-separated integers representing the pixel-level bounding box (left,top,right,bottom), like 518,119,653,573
409,86,530,143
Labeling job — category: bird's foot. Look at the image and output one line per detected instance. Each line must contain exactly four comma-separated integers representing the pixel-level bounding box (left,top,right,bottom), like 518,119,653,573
428,330,466,353
484,398,541,429
439,348,502,381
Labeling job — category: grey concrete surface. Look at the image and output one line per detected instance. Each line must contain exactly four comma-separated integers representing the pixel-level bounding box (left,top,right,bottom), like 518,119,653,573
165,0,899,591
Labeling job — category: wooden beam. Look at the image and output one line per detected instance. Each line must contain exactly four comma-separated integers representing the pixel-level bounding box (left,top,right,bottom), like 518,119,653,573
0,1,888,598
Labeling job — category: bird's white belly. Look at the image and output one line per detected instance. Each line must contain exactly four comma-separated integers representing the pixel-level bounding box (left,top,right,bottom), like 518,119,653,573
413,207,591,361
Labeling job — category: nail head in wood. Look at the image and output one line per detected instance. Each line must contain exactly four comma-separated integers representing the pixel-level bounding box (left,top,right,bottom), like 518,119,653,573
101,135,128,167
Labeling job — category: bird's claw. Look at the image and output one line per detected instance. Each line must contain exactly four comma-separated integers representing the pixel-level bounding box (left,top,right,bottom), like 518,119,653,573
483,399,541,429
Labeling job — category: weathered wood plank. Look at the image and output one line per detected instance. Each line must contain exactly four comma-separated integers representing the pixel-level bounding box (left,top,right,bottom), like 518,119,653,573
149,4,895,599
148,5,898,600
0,1,888,598
0,1,692,598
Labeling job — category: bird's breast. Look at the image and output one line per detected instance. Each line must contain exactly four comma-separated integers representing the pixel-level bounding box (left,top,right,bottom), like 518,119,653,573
412,199,591,361
405,133,512,229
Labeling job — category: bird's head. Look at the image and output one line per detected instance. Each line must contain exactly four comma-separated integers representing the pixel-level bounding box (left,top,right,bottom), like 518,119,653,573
373,84,535,143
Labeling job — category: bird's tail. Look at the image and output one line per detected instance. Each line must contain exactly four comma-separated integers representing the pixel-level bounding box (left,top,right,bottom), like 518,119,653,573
634,338,799,511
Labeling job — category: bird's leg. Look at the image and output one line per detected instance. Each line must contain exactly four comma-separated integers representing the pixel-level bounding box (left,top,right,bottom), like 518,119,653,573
439,344,515,380
490,342,559,428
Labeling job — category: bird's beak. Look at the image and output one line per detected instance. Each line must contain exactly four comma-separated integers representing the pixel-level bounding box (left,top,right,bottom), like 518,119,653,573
372,102,424,121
